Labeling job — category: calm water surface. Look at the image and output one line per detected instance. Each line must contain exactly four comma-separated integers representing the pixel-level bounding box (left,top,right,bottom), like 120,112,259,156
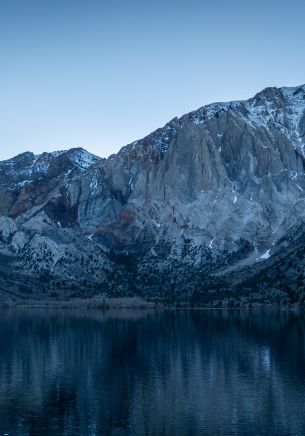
0,309,305,435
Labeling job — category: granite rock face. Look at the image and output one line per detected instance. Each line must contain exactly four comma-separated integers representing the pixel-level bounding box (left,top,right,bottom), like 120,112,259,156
1,85,305,305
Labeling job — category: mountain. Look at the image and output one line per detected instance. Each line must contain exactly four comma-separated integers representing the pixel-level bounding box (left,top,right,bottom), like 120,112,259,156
1,85,305,307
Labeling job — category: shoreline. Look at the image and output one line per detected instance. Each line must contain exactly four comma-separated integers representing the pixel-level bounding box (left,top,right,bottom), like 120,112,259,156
0,296,303,311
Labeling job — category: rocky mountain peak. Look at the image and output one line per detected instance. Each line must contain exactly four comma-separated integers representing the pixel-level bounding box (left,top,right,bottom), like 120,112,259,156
1,84,305,305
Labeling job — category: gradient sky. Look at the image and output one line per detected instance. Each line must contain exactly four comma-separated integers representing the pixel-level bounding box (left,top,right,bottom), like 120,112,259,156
0,0,305,160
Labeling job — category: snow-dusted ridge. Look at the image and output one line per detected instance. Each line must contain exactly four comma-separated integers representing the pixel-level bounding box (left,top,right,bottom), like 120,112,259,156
0,147,102,190
2,84,305,168
122,84,305,158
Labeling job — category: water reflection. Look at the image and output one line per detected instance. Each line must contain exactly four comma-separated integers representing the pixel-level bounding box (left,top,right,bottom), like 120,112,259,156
0,309,304,435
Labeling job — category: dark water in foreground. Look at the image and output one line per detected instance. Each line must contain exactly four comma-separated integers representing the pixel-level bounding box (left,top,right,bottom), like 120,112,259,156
0,310,305,435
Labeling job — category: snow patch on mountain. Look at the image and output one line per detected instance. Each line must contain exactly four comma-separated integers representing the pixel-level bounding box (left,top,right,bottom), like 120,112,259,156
257,249,271,261
68,148,100,169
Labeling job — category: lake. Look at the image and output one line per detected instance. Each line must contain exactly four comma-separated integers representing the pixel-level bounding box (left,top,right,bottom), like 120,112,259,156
0,309,304,435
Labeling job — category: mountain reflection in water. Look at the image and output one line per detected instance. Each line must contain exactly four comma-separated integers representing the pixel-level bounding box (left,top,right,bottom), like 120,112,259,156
0,309,304,435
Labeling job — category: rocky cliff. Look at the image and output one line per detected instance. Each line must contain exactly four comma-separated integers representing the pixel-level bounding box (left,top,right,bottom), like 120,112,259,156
1,85,305,306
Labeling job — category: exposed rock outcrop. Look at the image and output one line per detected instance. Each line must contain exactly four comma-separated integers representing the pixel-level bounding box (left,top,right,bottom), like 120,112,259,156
1,85,305,306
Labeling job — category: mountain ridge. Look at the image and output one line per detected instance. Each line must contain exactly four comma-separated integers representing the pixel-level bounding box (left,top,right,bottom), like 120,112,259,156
1,84,305,307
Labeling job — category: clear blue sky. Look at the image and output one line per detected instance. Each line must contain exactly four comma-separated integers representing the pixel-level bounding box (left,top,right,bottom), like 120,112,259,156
0,0,305,160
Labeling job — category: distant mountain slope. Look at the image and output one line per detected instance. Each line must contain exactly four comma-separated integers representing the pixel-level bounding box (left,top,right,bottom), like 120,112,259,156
1,85,305,306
